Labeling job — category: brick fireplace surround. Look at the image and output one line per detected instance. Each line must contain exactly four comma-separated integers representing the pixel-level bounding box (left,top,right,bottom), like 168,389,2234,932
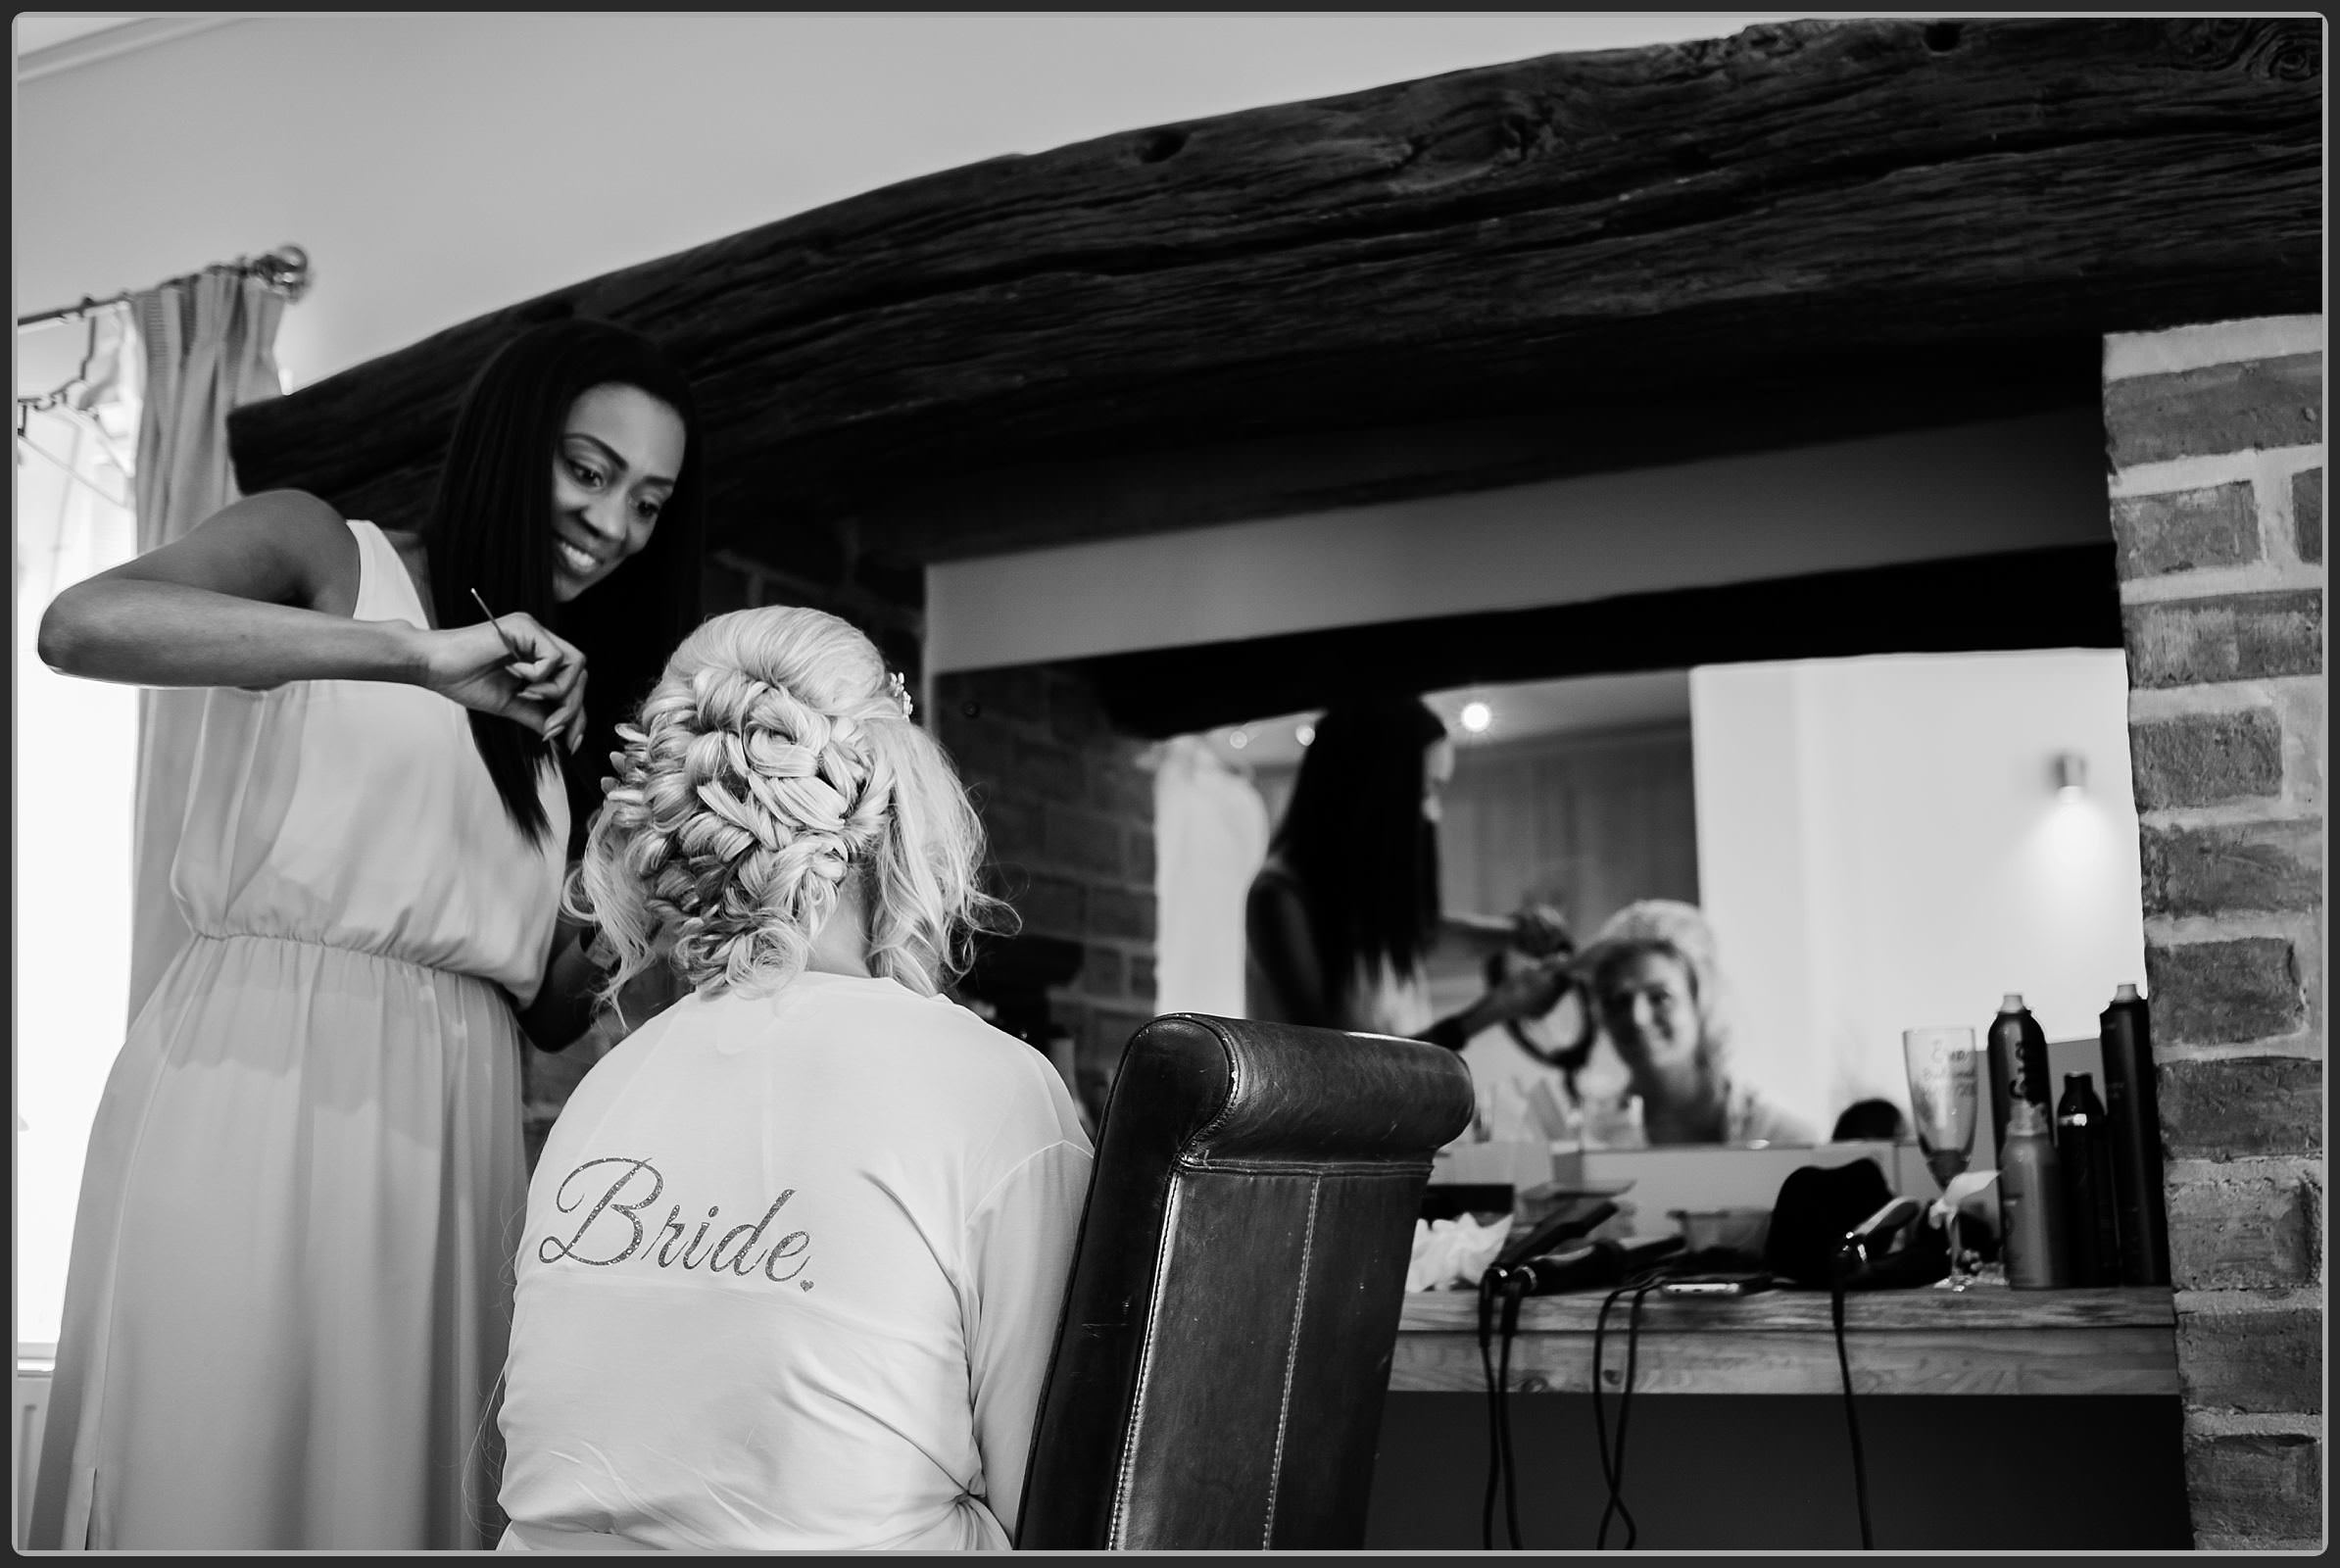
517,313,2322,1550
2105,314,2324,1550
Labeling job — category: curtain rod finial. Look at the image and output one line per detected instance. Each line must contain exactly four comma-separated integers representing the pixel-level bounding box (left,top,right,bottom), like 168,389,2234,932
259,245,313,303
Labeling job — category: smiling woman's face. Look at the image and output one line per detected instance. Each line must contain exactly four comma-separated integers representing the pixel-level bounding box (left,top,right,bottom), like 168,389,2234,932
549,382,687,603
1596,948,1702,1077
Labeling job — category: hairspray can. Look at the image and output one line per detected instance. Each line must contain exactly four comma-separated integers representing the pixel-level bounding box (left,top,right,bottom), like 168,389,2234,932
1985,994,2050,1158
2099,983,2170,1286
2055,1073,2123,1287
1998,1099,2072,1289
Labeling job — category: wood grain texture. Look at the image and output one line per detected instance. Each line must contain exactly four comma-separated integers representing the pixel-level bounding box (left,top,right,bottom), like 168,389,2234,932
226,18,2320,555
1399,1284,2177,1333
1391,1286,2180,1396
1390,1327,2180,1396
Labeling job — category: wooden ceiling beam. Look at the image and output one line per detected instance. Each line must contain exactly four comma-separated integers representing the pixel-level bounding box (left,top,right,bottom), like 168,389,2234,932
227,17,2320,557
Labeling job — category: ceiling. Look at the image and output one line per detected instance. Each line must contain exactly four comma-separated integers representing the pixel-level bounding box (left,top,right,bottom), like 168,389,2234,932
15,16,233,78
1202,668,1694,771
16,17,133,53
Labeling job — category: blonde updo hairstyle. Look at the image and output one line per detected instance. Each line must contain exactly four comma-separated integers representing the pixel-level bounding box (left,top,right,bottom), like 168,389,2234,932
571,606,1000,1004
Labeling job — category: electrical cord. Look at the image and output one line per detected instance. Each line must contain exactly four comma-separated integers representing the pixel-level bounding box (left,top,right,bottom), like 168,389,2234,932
1476,1234,1697,1551
1827,1202,1920,1550
1498,1273,1530,1547
1477,1266,1536,1549
1589,1287,1626,1540
1474,1208,1632,1551
1590,1272,1879,1551
1477,1270,1503,1550
1590,1274,1663,1549
1829,1279,1876,1549
1495,1195,1904,1554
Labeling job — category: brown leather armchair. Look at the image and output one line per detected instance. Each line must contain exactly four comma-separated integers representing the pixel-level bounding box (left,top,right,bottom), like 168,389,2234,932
1015,1012,1475,1550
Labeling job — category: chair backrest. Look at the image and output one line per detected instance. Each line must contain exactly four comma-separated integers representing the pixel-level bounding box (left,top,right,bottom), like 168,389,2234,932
1016,1012,1475,1550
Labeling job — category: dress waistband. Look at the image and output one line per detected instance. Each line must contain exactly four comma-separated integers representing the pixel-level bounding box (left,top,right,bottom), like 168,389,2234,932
185,928,498,988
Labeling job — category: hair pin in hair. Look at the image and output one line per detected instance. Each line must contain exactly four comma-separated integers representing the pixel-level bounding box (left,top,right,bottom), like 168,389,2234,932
887,670,914,721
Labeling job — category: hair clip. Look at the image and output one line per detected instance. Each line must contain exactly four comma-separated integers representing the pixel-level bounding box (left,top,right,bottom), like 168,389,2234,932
886,670,915,721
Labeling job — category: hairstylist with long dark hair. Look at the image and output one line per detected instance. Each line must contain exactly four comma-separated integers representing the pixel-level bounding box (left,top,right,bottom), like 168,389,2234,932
28,318,704,1551
1245,696,1570,1048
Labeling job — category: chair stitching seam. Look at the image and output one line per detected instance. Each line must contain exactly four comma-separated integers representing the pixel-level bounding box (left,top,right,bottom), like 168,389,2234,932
1108,1177,1186,1547
1180,1155,1434,1178
1261,1173,1321,1549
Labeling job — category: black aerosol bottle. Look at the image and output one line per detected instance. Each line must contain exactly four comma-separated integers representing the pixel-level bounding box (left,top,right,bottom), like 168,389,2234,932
1985,995,2051,1158
2099,984,2170,1286
2055,1073,2122,1287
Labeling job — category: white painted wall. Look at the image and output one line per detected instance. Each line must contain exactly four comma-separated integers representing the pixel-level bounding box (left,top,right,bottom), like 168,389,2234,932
1691,651,2148,1139
16,13,1785,392
925,410,2112,671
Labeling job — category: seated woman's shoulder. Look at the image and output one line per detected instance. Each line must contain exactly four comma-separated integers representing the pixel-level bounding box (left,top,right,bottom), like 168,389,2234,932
909,995,1082,1121
827,979,1061,1083
918,992,1060,1070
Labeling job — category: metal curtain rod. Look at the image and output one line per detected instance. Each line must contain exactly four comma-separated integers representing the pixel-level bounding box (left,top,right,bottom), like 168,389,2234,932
17,245,313,329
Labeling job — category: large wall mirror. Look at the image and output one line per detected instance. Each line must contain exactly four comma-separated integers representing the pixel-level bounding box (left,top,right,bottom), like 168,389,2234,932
929,402,2141,1156
1154,647,2145,1149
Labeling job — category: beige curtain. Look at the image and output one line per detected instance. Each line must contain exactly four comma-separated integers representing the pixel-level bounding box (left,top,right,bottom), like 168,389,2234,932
124,270,286,1022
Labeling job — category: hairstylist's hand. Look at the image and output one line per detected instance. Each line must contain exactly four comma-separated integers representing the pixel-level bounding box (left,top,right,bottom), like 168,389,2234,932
612,958,689,1029
1510,902,1576,961
415,613,588,752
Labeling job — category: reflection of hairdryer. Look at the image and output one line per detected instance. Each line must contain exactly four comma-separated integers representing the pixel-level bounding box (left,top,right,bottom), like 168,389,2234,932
1511,903,1576,962
1492,905,1591,1065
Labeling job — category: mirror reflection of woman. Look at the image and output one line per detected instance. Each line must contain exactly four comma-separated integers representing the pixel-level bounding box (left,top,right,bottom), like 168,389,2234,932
27,319,705,1551
1579,900,1816,1147
1244,696,1571,1050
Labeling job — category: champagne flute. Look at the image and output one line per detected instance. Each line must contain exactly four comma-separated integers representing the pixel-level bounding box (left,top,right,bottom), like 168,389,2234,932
1903,1026,1980,1289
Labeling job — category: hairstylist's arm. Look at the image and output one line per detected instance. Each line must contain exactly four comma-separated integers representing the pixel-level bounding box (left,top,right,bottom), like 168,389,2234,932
1417,905,1574,1052
519,915,605,1051
1419,958,1572,1053
520,914,690,1052
1244,873,1333,1027
36,489,586,743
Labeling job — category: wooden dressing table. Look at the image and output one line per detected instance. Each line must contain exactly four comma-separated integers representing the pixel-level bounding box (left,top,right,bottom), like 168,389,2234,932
1391,1285,2178,1396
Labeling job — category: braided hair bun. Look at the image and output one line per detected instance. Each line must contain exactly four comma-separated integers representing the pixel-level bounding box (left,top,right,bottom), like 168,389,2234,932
571,607,999,1003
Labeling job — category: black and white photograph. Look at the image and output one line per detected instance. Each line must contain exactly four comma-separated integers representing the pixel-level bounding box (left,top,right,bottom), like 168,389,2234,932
12,10,2324,1554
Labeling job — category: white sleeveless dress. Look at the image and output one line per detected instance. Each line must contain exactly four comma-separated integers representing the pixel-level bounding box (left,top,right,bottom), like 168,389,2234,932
29,519,568,1550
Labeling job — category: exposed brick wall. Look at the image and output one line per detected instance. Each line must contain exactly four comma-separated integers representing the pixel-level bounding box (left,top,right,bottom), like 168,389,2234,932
520,538,928,1166
2103,314,2325,1552
699,541,926,688
934,663,1158,1130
